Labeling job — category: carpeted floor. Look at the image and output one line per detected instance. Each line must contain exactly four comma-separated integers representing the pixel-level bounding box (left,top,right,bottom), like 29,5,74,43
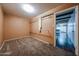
0,37,75,56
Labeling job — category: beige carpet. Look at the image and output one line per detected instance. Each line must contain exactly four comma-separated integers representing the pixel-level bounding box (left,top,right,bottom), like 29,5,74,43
0,37,75,56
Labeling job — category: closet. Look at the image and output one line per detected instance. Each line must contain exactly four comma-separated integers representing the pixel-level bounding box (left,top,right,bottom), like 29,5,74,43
56,8,75,53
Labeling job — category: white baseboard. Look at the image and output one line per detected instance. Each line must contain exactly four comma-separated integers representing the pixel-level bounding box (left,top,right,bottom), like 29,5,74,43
31,36,49,45
0,41,5,50
0,36,31,50
5,36,31,42
0,36,49,51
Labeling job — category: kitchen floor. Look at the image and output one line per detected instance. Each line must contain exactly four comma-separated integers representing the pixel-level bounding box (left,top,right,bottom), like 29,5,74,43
0,37,75,56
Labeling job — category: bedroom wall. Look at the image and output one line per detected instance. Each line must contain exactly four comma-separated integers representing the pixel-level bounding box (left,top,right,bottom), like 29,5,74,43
30,4,77,46
4,14,30,40
0,5,4,47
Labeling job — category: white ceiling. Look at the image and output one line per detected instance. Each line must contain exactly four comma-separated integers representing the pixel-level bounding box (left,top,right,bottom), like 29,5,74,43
1,3,63,18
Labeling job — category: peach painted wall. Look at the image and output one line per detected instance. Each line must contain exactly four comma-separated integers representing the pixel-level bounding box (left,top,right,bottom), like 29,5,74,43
4,15,30,40
0,5,4,47
30,4,77,46
31,15,54,45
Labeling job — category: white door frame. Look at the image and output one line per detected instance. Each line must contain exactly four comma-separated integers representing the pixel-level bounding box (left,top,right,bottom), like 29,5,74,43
54,6,78,55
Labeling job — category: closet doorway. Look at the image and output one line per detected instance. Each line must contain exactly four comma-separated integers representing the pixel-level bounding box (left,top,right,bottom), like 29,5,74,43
55,6,78,55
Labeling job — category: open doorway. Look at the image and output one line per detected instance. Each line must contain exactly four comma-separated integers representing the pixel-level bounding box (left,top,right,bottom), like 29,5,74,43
55,6,78,55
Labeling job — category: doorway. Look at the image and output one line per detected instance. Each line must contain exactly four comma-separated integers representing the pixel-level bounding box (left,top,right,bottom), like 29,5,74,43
56,8,76,54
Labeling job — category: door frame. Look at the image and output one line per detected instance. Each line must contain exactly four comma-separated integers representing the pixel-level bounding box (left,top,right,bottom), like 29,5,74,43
54,6,78,55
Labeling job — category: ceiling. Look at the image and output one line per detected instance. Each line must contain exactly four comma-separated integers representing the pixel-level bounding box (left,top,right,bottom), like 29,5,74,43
1,3,63,19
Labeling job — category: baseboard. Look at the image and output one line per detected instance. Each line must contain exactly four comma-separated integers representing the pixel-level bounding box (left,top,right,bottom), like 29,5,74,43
4,36,31,42
0,36,31,50
5,36,50,45
31,36,49,45
0,41,5,50
0,36,50,51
